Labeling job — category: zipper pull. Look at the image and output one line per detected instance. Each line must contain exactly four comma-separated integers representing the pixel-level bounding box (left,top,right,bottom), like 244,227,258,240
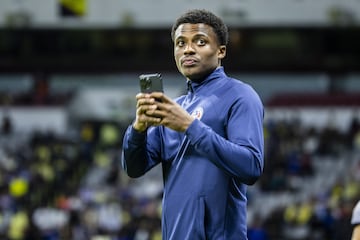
186,80,194,93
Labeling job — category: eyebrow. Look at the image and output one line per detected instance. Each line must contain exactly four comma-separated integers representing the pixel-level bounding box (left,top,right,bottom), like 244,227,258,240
175,33,209,40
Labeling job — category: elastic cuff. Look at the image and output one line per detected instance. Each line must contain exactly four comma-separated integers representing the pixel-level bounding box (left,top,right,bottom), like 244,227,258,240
129,125,147,142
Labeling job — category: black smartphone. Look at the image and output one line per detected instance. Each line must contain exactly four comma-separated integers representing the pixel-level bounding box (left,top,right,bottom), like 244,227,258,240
139,73,163,93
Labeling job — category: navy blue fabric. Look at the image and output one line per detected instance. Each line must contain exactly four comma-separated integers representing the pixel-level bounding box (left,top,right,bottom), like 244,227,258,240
122,67,264,240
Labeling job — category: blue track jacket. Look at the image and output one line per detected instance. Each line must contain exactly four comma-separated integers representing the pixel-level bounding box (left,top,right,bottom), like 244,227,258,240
122,67,264,240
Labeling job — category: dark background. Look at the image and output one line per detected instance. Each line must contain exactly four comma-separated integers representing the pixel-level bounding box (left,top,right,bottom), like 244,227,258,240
1,27,359,74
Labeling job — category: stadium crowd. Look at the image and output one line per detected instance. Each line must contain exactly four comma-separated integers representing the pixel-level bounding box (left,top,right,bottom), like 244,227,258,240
0,94,360,240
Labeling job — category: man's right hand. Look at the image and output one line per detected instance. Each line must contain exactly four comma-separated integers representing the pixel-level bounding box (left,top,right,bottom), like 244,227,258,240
133,93,162,132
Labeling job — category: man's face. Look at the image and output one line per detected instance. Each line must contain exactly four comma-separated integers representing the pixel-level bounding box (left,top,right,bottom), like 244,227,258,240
173,23,226,81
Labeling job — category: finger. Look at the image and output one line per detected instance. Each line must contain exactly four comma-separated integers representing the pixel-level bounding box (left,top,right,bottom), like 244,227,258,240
135,93,146,102
135,92,143,99
137,104,157,115
135,92,152,100
145,109,167,119
136,97,156,108
150,92,173,103
138,114,162,125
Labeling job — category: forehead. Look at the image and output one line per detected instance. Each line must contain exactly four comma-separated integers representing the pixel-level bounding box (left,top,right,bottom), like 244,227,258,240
174,23,216,39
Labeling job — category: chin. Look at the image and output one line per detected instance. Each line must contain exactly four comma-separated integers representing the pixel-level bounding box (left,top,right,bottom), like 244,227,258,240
182,69,200,79
183,73,198,80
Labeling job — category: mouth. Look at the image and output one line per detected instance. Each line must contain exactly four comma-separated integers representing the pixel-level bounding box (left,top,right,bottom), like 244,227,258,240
181,57,197,67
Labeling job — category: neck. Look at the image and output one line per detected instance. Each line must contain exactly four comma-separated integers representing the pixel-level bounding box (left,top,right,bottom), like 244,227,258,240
188,66,221,83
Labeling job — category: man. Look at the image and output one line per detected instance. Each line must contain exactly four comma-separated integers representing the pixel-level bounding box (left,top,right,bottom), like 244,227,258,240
352,200,360,240
122,9,264,240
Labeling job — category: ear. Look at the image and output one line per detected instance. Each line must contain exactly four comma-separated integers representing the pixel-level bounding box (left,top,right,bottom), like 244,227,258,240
218,45,226,59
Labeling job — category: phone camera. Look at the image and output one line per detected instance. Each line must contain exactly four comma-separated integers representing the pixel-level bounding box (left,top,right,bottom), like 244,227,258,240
141,78,152,91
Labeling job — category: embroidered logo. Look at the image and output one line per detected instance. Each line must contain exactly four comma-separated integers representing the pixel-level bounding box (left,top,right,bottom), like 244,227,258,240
191,107,203,120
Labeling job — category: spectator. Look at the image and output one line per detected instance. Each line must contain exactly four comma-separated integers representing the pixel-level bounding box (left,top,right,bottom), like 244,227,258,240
352,200,360,240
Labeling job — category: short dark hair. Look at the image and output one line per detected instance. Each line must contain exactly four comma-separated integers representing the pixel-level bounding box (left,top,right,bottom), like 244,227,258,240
171,9,229,46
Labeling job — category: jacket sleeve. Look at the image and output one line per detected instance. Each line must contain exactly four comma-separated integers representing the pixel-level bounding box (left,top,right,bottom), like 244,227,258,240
121,125,162,178
185,90,264,185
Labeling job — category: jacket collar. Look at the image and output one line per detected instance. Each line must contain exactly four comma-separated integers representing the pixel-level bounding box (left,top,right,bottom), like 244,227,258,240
188,67,226,91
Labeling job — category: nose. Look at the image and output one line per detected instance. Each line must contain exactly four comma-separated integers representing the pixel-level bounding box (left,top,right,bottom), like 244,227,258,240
183,43,195,54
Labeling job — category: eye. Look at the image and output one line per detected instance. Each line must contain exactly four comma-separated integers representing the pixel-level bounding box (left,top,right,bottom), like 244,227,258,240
197,39,206,46
176,40,185,47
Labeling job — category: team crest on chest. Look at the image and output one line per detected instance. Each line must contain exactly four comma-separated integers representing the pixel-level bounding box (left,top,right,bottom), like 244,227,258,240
191,107,204,120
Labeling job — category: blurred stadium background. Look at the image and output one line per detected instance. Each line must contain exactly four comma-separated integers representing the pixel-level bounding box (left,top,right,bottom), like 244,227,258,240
0,0,360,239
